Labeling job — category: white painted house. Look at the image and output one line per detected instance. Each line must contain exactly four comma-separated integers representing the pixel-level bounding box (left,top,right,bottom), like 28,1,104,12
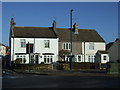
10,18,58,64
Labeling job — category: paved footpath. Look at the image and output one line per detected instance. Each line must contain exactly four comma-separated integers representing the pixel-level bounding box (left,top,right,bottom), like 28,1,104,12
4,69,120,77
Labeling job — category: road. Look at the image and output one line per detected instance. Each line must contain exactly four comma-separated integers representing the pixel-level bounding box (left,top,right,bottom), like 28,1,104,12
2,72,120,88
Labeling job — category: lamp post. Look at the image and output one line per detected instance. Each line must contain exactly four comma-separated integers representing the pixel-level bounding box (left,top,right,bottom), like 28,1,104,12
70,9,74,70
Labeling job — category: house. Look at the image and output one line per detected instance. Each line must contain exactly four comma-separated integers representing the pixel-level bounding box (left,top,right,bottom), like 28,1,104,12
106,38,120,62
10,18,58,64
52,21,108,63
10,18,108,64
0,44,10,68
0,43,6,56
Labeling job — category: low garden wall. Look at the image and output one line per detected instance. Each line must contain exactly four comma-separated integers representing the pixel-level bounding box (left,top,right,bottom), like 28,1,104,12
12,62,101,71
56,62,100,70
13,64,53,71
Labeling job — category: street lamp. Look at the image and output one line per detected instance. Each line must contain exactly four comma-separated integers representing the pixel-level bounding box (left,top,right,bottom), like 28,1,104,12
70,9,74,70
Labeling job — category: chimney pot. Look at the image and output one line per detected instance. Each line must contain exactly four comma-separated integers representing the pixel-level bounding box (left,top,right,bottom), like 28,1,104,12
52,20,56,30
73,23,79,34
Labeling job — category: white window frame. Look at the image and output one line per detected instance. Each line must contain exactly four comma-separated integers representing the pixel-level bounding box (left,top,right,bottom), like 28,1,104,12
89,42,94,50
65,56,70,62
16,55,26,64
62,42,71,50
88,55,95,63
78,55,81,62
44,55,53,64
103,56,107,60
44,40,50,48
20,39,26,48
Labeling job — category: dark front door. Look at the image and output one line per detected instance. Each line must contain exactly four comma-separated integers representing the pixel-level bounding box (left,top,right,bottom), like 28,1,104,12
35,55,39,64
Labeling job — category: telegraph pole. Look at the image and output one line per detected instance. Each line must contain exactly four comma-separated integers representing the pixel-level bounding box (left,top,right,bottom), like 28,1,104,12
70,9,74,70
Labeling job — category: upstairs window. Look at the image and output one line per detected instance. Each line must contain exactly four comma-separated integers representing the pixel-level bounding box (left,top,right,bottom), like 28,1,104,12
44,40,50,48
20,39,26,48
63,43,71,50
89,42,94,50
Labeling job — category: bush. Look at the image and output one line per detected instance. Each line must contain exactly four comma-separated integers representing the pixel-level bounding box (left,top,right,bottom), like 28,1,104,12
15,58,22,64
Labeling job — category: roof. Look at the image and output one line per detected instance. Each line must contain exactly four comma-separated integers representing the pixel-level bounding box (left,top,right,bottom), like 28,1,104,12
115,38,120,42
13,26,57,38
106,42,114,50
0,43,5,46
106,38,120,51
97,50,108,54
56,28,105,42
12,26,105,42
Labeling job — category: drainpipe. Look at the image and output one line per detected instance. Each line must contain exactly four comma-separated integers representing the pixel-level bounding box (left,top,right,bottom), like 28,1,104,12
84,42,85,62
13,37,14,63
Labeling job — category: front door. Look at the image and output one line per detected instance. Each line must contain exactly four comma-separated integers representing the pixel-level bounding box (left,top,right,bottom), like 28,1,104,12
35,54,39,64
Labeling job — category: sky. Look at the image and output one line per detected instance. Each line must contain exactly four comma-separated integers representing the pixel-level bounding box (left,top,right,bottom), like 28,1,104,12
2,2,119,46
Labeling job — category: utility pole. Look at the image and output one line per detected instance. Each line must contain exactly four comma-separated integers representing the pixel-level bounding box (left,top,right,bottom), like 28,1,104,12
70,9,74,70
26,42,31,72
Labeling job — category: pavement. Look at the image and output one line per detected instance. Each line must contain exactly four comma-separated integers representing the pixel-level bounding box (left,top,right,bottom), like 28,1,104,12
3,69,120,77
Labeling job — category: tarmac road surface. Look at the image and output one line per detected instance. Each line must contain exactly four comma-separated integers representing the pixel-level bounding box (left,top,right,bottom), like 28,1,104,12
2,73,120,88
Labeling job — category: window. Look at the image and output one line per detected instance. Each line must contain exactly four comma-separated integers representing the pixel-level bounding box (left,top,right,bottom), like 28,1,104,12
20,39,26,48
88,56,94,63
16,55,26,64
44,55,53,64
78,56,81,62
44,40,50,48
66,57,70,62
63,43,71,50
103,56,107,60
89,42,94,50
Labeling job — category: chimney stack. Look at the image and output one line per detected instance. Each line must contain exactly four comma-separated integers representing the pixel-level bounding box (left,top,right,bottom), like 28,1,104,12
10,18,16,30
73,23,79,34
10,18,16,36
52,20,56,31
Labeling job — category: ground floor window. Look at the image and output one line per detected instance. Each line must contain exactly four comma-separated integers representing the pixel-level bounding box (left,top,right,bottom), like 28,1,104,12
103,56,107,60
44,55,53,64
66,57,70,62
88,55,95,63
78,55,81,62
15,55,26,64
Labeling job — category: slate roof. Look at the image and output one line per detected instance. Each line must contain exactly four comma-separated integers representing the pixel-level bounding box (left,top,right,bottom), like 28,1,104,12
0,43,5,46
13,26,57,38
106,42,114,51
97,50,108,54
13,26,105,42
56,28,105,42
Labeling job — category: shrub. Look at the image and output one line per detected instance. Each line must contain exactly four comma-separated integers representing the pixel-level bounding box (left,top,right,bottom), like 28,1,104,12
15,58,22,64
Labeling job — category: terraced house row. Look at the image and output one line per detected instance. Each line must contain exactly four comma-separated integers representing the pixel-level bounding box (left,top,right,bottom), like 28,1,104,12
10,18,109,65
